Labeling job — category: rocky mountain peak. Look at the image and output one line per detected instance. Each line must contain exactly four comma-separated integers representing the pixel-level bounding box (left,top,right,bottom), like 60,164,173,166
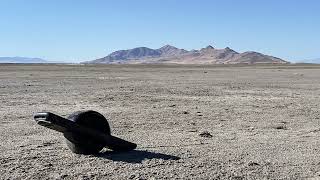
159,44,178,50
158,45,188,56
200,45,215,52
205,45,214,49
158,45,179,53
223,47,238,53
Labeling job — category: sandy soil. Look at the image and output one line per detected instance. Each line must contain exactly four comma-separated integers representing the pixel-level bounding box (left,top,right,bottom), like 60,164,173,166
1,64,320,179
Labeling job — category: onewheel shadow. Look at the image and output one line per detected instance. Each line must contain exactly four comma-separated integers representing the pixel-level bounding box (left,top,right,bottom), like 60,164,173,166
96,150,180,163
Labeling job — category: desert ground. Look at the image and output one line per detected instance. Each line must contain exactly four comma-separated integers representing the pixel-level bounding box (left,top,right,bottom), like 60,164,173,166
1,64,320,179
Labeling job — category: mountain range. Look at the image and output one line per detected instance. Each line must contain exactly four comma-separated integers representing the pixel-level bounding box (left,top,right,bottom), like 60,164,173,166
0,57,47,63
85,45,288,64
296,58,320,64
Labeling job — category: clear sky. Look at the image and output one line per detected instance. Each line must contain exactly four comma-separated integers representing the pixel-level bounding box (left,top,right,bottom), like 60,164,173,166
0,0,319,62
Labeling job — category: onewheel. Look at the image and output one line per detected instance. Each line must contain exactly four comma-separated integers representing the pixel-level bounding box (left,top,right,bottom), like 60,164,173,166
33,111,137,154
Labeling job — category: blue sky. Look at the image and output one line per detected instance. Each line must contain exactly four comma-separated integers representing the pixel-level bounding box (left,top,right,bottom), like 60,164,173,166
0,0,319,62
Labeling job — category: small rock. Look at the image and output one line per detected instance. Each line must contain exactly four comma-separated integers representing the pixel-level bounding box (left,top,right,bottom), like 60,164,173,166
169,104,176,107
45,163,53,167
60,174,68,179
188,129,197,132
199,131,213,138
248,162,260,166
274,124,287,130
129,174,136,179
182,111,189,114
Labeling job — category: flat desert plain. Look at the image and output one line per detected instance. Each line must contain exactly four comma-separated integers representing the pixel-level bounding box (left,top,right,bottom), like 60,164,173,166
1,64,320,179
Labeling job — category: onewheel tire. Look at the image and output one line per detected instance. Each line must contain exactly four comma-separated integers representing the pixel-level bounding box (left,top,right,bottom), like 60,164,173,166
63,110,111,154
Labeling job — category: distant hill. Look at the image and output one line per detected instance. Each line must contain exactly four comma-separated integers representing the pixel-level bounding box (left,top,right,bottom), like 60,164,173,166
85,45,288,64
296,58,320,64
0,57,47,63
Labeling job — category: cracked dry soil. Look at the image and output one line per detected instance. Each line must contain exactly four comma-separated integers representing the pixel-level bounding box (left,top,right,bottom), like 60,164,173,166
1,64,320,179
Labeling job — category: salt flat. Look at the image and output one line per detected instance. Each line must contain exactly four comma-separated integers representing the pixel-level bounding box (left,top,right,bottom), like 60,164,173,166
1,64,320,179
